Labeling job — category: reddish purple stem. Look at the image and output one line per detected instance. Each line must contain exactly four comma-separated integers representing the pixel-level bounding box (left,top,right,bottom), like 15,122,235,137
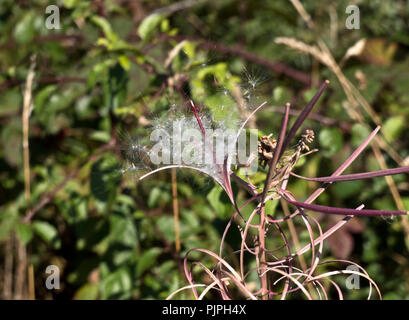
261,103,290,203
290,166,409,183
284,198,407,216
279,80,329,159
189,100,206,136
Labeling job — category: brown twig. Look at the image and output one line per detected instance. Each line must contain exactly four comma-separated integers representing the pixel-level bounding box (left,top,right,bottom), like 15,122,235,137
0,34,85,52
0,77,86,93
3,236,14,299
149,34,312,86
152,0,206,15
22,56,36,204
28,264,35,300
15,55,37,300
14,240,27,299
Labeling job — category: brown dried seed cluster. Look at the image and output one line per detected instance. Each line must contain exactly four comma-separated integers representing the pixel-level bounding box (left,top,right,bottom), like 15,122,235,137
258,134,277,168
297,129,315,152
258,130,315,170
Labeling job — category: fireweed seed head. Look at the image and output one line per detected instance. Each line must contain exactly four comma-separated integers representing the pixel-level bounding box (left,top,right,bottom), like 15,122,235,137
108,133,150,183
120,90,274,189
148,116,257,167
124,104,261,185
240,66,270,105
150,128,172,165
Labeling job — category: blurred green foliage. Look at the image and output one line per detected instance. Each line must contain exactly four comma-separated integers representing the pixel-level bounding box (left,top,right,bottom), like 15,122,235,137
0,0,409,299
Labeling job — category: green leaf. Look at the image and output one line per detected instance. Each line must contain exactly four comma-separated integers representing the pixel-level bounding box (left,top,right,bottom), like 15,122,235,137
136,247,161,277
207,185,231,219
133,210,146,219
88,58,116,88
90,16,116,42
33,221,60,249
273,86,292,105
332,180,365,199
90,155,120,203
90,131,111,143
113,250,135,265
34,85,57,111
103,63,129,113
383,116,404,142
101,267,132,299
109,213,138,247
1,119,22,167
319,128,343,157
403,197,409,211
196,63,228,81
63,0,81,8
148,187,161,208
16,223,33,245
0,210,18,241
303,87,319,103
181,209,200,229
351,124,371,148
265,199,279,217
138,14,165,41
118,55,131,71
156,216,175,242
182,42,196,59
74,283,99,300
14,12,36,44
